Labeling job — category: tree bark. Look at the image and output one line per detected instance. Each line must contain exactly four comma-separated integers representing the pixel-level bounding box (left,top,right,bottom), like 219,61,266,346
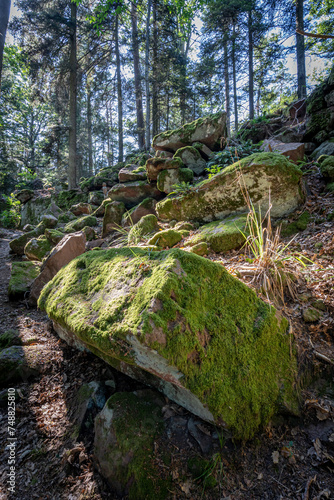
232,21,238,132
248,10,254,120
0,0,11,90
87,79,93,176
296,0,307,98
152,0,159,137
223,31,230,137
145,0,152,149
68,1,77,189
115,13,123,162
131,2,145,149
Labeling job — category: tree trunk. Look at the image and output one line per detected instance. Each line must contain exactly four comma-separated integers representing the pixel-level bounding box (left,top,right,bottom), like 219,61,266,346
87,80,93,176
145,0,152,149
131,2,145,149
0,0,11,90
223,32,230,137
248,10,254,120
296,0,307,98
68,1,77,189
152,0,159,137
232,21,238,132
115,14,123,162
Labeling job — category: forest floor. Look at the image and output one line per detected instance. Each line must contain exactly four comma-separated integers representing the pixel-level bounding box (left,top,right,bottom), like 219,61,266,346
0,165,334,500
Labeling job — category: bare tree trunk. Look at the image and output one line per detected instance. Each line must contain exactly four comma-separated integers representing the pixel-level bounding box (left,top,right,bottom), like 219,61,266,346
131,2,145,149
296,0,307,98
232,21,238,132
248,10,254,120
87,80,93,175
223,32,230,137
152,0,159,137
0,0,11,90
145,0,152,149
115,13,123,162
68,1,77,189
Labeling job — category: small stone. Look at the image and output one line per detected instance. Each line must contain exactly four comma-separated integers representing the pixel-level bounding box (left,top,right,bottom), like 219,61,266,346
70,202,93,216
189,242,208,256
147,229,183,248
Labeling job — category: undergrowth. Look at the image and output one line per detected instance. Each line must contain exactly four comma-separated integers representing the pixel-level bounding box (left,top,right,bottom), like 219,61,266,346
206,140,261,178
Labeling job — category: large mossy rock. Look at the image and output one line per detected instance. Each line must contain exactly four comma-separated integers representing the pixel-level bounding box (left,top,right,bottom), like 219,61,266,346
156,153,303,223
157,168,194,194
8,261,41,300
55,190,89,210
185,215,247,253
94,391,168,499
174,146,207,175
152,112,227,152
38,248,298,439
145,157,183,182
9,222,46,255
24,235,54,261
64,215,97,233
20,195,52,227
107,181,164,208
102,201,125,237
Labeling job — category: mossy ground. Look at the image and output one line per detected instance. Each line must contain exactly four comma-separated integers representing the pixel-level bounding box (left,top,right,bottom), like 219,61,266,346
38,248,298,439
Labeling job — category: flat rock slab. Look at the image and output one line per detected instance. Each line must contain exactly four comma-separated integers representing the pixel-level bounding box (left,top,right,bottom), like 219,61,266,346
261,139,305,164
39,247,298,439
153,112,227,152
156,152,304,222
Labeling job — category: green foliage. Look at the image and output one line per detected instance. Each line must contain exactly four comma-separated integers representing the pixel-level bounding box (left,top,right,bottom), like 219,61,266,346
206,141,262,178
167,181,196,196
0,194,21,228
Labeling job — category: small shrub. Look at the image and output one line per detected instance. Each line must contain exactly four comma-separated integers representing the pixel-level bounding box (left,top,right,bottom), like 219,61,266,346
0,194,20,228
206,140,261,178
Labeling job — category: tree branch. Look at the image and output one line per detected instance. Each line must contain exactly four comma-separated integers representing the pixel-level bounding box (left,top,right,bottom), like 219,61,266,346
296,29,334,40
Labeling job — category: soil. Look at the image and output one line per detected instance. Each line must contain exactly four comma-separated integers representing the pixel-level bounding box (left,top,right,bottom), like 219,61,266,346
0,164,333,500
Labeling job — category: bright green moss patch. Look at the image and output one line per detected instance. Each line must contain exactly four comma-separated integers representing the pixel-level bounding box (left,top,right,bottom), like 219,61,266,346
44,229,64,245
8,261,41,300
147,229,183,248
128,214,159,244
39,248,298,439
24,236,53,261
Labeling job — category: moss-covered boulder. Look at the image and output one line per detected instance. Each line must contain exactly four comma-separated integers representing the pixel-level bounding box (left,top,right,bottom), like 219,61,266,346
41,214,58,228
92,198,111,217
122,198,157,226
38,248,298,439
146,157,183,182
20,195,52,227
320,156,334,182
174,146,207,175
108,181,164,208
94,391,168,499
55,190,88,210
156,153,303,223
280,211,310,237
15,189,34,204
157,168,194,194
45,229,65,245
9,222,46,255
70,202,93,216
128,215,159,244
88,191,105,206
147,229,183,248
102,202,125,237
153,112,227,152
79,168,119,192
188,242,208,256
185,215,247,253
311,139,334,159
24,235,54,261
8,261,41,300
119,164,147,182
58,211,76,223
64,215,97,234
0,345,51,385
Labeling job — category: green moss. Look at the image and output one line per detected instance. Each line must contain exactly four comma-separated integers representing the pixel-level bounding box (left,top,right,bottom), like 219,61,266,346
186,215,247,253
128,215,159,244
58,211,76,223
303,307,322,323
44,229,64,245
132,165,146,174
9,223,46,255
148,229,183,248
8,261,41,300
55,190,88,210
281,211,310,237
99,392,168,499
326,182,334,192
157,168,194,193
320,157,334,182
0,330,22,350
39,248,298,439
188,242,208,256
174,146,202,160
306,85,326,115
24,236,53,261
64,215,97,233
